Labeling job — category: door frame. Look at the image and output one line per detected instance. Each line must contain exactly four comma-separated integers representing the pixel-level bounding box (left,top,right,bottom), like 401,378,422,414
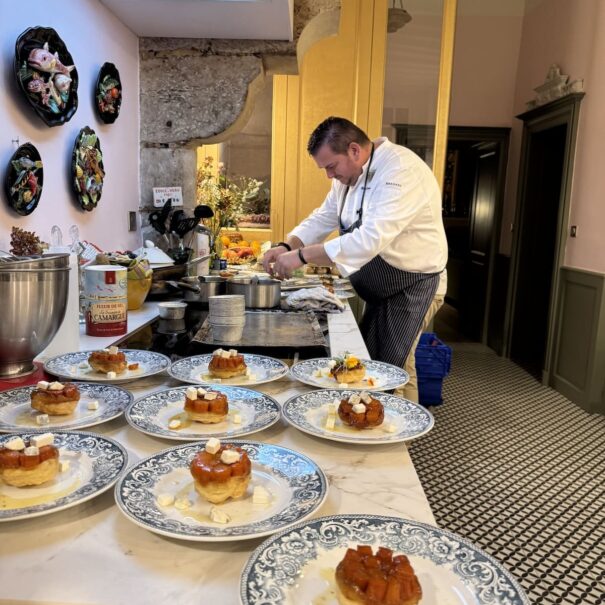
504,93,584,383
394,124,510,345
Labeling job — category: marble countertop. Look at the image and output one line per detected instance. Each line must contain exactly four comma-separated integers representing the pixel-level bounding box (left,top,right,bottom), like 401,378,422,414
3,306,436,605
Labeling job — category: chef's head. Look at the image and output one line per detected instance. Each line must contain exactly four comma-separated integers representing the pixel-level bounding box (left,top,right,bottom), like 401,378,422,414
308,117,372,186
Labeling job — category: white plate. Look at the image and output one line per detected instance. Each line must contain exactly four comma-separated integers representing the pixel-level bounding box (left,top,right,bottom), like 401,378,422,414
282,390,433,445
168,354,289,387
115,440,328,542
240,514,530,604
126,385,281,441
0,431,127,521
0,383,133,432
290,358,408,391
44,349,171,384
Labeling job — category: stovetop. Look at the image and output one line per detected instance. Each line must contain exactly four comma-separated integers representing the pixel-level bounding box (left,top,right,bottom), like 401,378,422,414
121,305,330,363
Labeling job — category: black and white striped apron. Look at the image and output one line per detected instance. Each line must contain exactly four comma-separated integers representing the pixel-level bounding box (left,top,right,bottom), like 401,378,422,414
338,155,439,367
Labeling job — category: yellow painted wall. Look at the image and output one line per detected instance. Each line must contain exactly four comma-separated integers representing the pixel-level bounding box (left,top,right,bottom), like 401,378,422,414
271,0,388,240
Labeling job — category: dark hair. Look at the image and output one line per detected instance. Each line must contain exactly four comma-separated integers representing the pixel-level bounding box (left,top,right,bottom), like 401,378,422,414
307,116,371,156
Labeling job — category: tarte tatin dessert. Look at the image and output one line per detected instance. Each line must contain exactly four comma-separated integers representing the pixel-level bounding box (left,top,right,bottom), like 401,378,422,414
331,354,366,384
0,434,59,487
338,392,384,429
190,438,251,504
184,386,228,423
208,348,247,379
88,346,127,374
335,545,422,605
31,381,80,415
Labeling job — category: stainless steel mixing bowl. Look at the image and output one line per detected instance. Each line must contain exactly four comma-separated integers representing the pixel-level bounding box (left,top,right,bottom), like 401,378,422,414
0,254,70,377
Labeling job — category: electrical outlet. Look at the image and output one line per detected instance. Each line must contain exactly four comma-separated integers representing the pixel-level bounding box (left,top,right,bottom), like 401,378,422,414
128,211,138,232
570,225,578,238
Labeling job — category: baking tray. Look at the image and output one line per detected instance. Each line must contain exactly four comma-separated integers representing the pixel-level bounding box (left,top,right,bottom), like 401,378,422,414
192,310,327,348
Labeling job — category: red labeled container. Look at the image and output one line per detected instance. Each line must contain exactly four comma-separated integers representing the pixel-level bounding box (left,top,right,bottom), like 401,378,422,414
83,265,127,336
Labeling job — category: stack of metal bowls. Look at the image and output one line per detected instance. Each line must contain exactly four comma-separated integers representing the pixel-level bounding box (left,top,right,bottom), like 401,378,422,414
207,294,246,343
0,253,70,377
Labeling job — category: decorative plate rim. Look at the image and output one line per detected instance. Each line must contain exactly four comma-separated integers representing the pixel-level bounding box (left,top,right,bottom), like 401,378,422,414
95,61,121,124
0,430,128,522
4,142,44,216
282,389,434,445
43,349,171,383
114,439,328,542
125,385,281,441
290,357,409,391
0,382,133,432
168,353,290,386
239,513,530,605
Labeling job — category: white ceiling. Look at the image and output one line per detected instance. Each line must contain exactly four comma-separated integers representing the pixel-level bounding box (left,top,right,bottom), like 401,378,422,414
99,0,294,40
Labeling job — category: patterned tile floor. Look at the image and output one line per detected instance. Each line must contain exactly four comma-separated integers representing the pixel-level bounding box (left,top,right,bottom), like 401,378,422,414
409,344,605,605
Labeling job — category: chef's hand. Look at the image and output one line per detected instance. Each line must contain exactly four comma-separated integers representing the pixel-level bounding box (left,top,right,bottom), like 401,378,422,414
272,250,303,280
262,246,288,274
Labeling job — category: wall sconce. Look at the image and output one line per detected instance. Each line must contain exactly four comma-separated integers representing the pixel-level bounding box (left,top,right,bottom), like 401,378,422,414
388,0,412,33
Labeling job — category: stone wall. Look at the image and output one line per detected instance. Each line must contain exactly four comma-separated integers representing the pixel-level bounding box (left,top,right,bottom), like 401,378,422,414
139,0,340,247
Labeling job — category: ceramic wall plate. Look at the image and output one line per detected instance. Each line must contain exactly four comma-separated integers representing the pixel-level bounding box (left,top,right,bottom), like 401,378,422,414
14,26,78,127
4,143,43,215
71,126,104,211
95,62,122,124
0,431,127,522
282,389,434,445
290,358,409,391
169,354,289,387
0,383,133,432
43,350,171,384
240,514,530,604
126,385,280,441
115,440,328,542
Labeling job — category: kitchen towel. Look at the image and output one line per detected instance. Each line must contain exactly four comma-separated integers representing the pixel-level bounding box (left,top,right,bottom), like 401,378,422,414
285,286,345,313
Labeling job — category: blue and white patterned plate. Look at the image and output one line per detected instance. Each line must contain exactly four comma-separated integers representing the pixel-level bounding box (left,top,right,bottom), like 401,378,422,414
282,390,433,445
126,386,281,441
240,514,530,604
290,358,409,391
0,431,127,522
44,349,171,384
0,383,133,432
168,354,289,387
115,440,328,542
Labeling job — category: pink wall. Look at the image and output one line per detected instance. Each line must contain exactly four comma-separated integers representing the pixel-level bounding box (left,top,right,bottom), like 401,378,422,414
0,0,140,253
450,15,522,127
500,0,603,271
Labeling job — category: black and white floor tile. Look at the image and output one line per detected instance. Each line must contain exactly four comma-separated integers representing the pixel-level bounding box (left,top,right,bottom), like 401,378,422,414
409,344,605,605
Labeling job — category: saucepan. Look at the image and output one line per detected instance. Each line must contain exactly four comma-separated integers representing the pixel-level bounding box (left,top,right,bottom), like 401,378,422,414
226,276,281,308
172,275,227,304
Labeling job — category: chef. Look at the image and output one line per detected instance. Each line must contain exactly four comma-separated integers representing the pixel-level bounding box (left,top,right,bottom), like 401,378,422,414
263,116,448,369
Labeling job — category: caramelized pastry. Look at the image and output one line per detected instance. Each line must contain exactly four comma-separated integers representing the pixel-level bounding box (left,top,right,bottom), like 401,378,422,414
184,387,228,423
88,346,127,374
335,545,422,605
190,439,251,504
338,392,384,429
331,354,366,384
31,381,80,415
0,434,59,487
208,348,247,379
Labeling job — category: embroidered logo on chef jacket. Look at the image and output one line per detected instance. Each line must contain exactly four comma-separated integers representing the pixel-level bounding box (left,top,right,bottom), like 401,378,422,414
385,181,402,188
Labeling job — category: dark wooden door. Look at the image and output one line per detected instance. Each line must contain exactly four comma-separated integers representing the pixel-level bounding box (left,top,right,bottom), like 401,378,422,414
462,145,498,340
510,124,567,378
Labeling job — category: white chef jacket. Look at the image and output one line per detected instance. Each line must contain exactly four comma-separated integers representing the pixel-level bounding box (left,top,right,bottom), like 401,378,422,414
289,137,448,278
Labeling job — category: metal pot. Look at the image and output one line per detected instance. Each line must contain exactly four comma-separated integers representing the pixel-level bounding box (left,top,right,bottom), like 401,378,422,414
151,253,212,283
176,275,226,303
226,277,281,308
0,254,70,376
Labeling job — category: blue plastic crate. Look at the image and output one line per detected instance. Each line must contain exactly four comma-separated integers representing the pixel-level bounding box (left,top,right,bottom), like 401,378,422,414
415,332,451,405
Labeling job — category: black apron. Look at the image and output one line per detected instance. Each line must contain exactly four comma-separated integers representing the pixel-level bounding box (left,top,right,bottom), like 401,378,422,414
339,147,439,367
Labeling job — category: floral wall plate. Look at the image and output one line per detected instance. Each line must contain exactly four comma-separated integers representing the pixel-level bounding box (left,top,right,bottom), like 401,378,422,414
72,127,104,211
95,62,122,124
14,27,78,127
4,143,43,215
